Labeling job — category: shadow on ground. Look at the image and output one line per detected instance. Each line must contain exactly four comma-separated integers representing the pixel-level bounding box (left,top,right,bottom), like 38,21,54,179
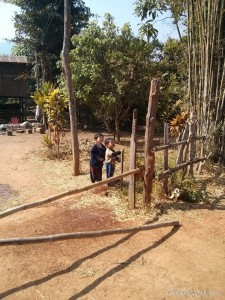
0,226,180,299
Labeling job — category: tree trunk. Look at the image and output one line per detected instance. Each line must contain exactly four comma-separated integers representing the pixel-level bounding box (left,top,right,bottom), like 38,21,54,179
143,80,159,206
114,118,120,143
62,0,80,175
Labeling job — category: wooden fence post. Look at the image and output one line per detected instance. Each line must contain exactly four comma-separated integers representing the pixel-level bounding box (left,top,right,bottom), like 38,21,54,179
128,109,137,209
143,80,160,206
163,123,169,195
176,124,189,165
120,149,124,188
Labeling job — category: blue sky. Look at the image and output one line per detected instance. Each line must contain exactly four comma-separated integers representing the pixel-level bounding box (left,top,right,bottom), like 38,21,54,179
0,0,182,54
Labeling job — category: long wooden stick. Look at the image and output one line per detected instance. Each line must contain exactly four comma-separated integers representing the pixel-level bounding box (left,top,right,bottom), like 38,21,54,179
128,109,137,209
163,123,169,194
0,221,180,246
154,136,205,152
157,157,207,180
0,168,141,219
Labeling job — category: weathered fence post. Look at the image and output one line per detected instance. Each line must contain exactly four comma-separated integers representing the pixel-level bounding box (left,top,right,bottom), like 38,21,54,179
143,80,160,207
163,123,169,195
176,124,189,165
120,149,124,188
128,109,137,209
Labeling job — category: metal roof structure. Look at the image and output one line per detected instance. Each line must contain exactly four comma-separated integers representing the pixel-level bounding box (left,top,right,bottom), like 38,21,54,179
0,55,27,63
0,55,28,98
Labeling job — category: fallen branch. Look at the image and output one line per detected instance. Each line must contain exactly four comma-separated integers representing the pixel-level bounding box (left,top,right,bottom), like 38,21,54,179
0,168,141,219
0,221,180,246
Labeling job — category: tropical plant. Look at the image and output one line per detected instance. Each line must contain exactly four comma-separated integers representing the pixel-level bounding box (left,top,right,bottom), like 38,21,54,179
44,88,68,158
32,82,68,159
32,81,55,128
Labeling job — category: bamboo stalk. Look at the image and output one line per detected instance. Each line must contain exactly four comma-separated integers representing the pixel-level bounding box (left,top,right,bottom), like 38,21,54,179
163,123,169,195
0,221,181,246
0,168,141,219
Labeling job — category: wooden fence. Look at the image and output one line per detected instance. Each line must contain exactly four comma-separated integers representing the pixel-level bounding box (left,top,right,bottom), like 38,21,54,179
154,116,207,195
128,80,209,209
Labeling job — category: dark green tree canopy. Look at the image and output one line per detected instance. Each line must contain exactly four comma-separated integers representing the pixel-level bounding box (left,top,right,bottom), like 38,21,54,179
69,14,162,137
8,0,91,86
11,0,90,55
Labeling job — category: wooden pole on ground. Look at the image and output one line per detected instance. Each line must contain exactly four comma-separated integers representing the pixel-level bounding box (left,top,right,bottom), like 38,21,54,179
143,80,159,206
0,168,141,219
128,109,137,209
163,123,169,195
0,221,181,246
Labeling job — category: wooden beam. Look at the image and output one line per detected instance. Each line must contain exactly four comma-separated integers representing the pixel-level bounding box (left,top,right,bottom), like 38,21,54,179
0,168,141,219
0,221,181,245
163,123,169,194
128,109,137,209
157,157,208,180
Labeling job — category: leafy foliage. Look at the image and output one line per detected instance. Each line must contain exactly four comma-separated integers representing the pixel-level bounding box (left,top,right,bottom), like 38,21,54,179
32,82,68,159
9,0,91,87
171,173,210,203
134,0,186,41
69,14,161,137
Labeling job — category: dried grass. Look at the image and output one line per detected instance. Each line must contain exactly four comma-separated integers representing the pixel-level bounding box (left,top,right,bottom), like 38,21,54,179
2,132,224,223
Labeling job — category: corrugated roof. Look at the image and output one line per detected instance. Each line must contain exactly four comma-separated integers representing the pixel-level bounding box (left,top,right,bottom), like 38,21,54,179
0,55,27,63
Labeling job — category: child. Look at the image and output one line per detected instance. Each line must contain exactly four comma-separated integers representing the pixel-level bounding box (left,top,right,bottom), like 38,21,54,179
104,138,121,183
90,133,106,183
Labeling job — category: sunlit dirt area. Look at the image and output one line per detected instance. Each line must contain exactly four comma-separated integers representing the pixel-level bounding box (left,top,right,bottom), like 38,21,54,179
0,131,224,300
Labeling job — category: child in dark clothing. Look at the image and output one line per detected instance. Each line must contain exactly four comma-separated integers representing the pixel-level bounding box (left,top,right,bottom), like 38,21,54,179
90,133,106,183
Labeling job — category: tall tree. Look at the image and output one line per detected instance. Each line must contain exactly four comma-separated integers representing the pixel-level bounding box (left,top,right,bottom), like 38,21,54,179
6,0,90,86
62,0,79,176
70,14,161,141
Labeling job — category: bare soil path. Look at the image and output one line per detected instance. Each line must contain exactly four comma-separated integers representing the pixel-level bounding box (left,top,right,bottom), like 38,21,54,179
0,132,224,300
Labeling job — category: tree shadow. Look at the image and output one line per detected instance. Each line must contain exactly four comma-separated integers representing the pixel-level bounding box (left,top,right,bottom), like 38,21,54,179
0,184,19,199
0,226,180,298
69,226,179,300
198,164,225,191
159,195,225,214
159,164,225,213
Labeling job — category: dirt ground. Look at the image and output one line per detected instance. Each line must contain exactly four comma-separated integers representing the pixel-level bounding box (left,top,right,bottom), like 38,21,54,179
0,131,225,300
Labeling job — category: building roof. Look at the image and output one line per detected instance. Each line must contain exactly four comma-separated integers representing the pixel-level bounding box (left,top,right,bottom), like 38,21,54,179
0,55,27,63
